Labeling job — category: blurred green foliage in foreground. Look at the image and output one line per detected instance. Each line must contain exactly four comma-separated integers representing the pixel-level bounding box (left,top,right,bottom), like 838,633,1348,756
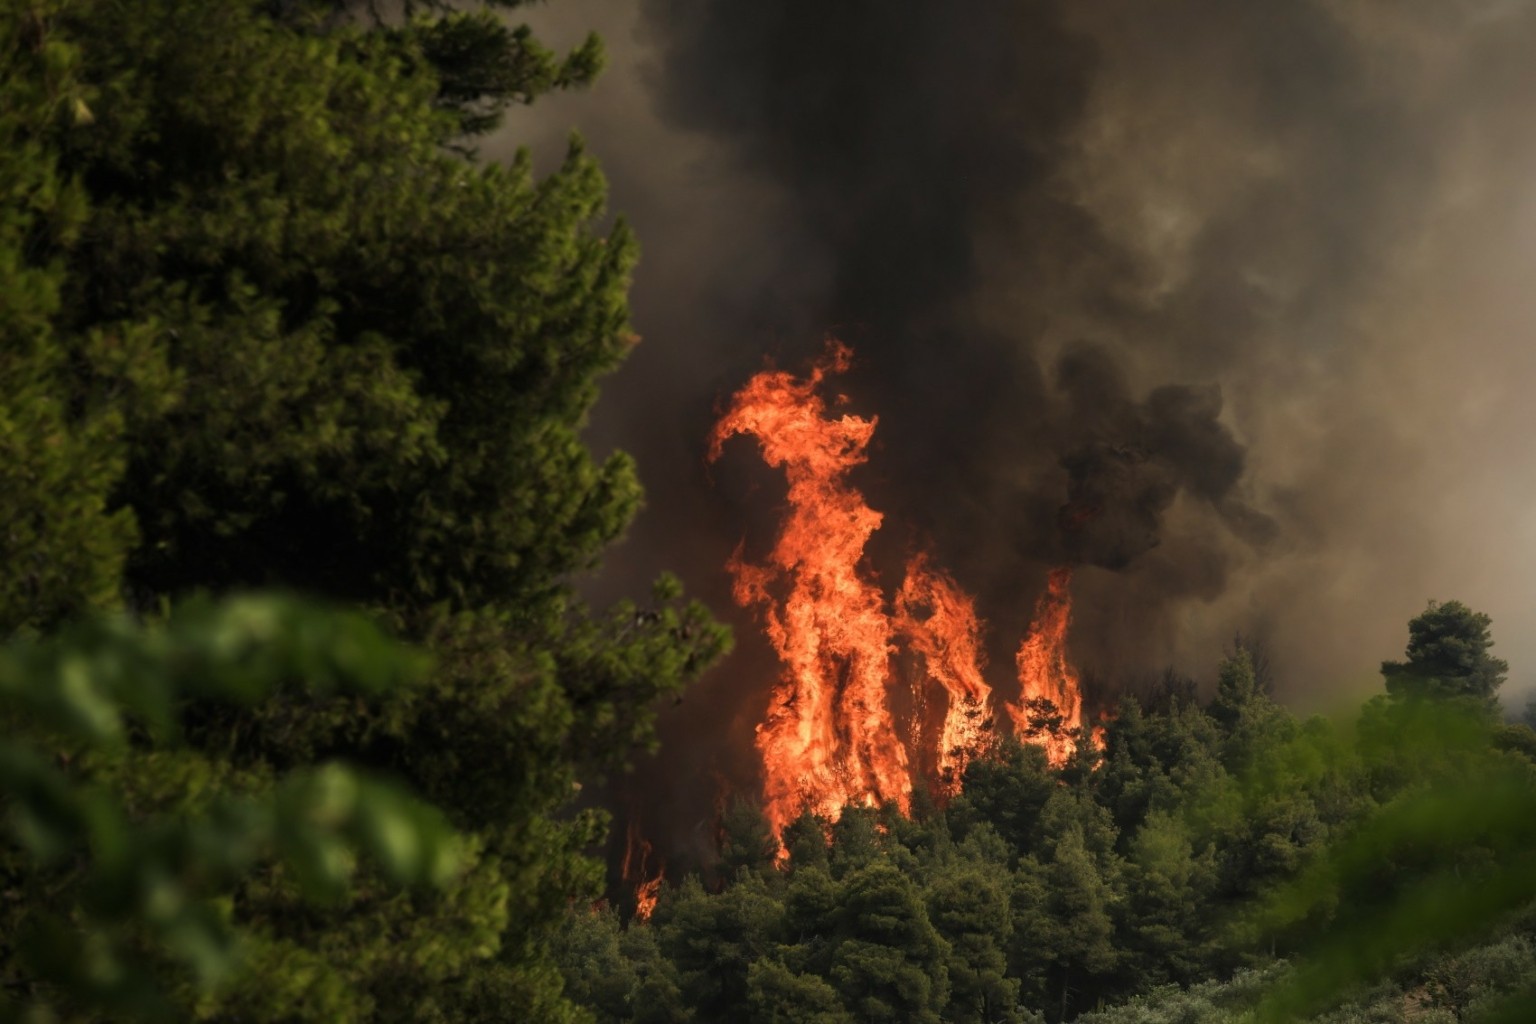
1234,602,1536,1021
0,595,460,1021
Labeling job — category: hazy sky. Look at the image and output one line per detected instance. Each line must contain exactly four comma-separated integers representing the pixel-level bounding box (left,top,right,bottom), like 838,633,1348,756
495,2,1536,826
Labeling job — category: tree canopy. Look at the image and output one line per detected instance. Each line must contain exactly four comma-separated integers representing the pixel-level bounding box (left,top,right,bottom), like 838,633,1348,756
549,606,1536,1024
0,0,727,1018
1382,600,1508,705
0,595,460,1020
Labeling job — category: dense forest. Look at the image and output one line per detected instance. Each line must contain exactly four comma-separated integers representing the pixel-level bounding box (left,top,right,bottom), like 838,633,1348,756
3,1,1536,1022
555,625,1536,1023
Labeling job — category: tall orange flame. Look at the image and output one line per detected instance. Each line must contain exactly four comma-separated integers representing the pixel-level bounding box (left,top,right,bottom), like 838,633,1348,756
712,341,1103,842
709,341,912,840
894,554,994,795
1007,566,1089,766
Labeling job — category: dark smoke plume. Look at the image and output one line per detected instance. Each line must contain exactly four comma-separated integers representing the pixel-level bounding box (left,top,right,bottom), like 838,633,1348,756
632,0,1267,655
1055,343,1277,571
504,0,1536,865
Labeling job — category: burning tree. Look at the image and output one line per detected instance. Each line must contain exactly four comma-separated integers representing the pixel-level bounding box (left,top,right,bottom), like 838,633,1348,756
709,341,917,840
1009,567,1091,767
711,342,1102,845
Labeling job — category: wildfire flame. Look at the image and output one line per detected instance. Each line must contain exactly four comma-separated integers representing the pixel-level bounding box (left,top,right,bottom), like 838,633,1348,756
622,821,664,922
711,341,1101,845
708,341,912,840
894,554,993,795
1007,566,1090,766
634,872,662,922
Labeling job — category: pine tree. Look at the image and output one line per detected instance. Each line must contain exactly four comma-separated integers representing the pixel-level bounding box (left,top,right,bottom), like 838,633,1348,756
718,799,781,883
927,863,1024,1023
0,5,146,634
949,737,1057,858
1035,826,1119,1021
784,810,832,873
1382,600,1508,706
746,959,852,1024
1,1,728,1017
657,874,783,1020
828,861,951,1024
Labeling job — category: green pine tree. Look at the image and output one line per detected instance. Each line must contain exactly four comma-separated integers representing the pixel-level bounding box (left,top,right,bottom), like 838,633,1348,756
0,1,728,1017
828,861,951,1024
1382,600,1508,706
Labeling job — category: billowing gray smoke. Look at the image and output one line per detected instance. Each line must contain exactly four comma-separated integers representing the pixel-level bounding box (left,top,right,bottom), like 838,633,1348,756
1056,346,1276,572
504,0,1536,862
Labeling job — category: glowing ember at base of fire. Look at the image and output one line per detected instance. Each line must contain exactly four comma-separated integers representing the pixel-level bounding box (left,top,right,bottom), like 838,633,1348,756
634,872,662,922
623,822,665,921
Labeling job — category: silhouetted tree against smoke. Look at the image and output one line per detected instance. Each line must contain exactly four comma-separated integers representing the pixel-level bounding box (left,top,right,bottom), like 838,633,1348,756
1382,599,1509,706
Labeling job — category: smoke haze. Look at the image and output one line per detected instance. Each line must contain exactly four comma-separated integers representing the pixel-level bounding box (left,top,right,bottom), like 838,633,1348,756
497,0,1536,854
